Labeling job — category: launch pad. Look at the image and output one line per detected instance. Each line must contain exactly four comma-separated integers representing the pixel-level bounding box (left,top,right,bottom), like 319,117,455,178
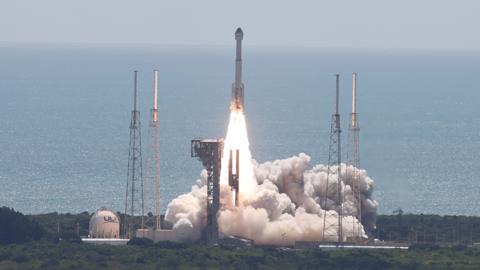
124,27,373,247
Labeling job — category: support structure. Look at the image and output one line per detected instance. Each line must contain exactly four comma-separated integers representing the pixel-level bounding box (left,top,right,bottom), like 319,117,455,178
124,70,145,238
349,73,362,239
321,74,343,244
145,70,161,230
191,139,223,245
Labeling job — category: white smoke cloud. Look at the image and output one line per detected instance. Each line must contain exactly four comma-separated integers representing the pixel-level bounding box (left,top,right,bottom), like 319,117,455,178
165,153,378,246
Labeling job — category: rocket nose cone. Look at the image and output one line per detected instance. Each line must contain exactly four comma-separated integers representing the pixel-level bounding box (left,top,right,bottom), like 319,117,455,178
235,27,243,40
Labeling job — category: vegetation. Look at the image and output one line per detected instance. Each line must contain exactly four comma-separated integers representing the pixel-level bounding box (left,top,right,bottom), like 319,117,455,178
2,208,480,269
0,207,44,244
0,241,480,269
127,237,154,246
374,211,480,244
32,212,90,242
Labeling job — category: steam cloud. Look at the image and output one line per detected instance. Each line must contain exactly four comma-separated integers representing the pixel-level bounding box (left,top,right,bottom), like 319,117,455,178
165,153,378,246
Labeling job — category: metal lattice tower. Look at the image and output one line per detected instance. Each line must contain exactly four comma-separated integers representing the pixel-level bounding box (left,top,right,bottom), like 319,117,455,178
145,70,161,230
124,70,145,238
348,73,362,239
191,139,223,246
321,74,344,244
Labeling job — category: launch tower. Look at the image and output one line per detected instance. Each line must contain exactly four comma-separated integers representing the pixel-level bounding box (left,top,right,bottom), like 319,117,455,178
321,74,344,244
191,139,223,245
124,70,145,238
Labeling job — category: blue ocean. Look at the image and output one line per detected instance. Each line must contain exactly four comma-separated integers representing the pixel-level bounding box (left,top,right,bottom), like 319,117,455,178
0,44,479,215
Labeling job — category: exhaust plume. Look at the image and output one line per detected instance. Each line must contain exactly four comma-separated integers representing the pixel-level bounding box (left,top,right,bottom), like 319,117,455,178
166,113,378,246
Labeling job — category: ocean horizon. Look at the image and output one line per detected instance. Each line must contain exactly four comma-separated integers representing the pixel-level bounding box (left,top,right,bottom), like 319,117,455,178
0,44,479,216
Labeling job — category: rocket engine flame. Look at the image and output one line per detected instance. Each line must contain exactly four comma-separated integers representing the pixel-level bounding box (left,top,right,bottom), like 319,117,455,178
220,110,255,205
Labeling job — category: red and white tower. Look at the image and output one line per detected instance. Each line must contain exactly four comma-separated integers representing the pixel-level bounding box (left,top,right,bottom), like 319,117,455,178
349,73,362,239
145,70,161,230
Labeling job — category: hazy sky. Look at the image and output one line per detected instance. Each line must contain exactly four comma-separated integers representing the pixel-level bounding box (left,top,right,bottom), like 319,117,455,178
1,0,479,49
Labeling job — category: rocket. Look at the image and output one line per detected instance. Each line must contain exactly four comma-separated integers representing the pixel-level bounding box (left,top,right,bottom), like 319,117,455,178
231,27,244,112
227,28,244,207
228,149,240,206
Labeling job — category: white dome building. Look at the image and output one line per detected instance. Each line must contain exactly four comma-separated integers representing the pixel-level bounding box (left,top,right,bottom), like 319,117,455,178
89,208,120,239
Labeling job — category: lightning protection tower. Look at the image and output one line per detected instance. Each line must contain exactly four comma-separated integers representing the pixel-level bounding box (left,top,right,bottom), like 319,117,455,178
348,73,362,239
145,70,161,230
124,70,145,238
321,74,344,244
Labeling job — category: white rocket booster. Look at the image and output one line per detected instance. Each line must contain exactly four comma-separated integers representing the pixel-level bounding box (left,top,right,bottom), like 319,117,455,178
231,27,244,112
